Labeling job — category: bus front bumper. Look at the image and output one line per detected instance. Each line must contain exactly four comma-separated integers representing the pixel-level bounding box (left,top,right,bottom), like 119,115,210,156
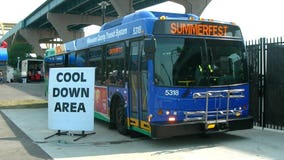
150,116,253,139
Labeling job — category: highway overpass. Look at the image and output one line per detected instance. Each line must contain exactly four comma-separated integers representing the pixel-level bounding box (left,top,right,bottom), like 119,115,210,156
0,0,211,56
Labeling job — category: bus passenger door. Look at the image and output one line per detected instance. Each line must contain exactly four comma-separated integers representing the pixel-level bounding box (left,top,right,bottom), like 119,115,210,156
129,41,149,132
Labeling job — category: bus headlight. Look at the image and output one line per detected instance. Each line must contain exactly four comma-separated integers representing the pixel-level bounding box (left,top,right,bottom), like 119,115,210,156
165,110,170,115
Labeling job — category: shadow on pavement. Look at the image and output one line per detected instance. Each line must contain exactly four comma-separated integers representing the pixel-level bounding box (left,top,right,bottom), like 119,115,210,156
0,111,52,159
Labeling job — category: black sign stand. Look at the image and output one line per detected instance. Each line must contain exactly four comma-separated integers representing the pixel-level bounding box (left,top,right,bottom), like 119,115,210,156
44,130,68,140
44,130,96,141
72,131,96,141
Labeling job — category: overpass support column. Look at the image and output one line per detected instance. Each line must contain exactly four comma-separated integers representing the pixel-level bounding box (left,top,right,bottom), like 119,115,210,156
47,13,110,42
20,29,45,57
20,28,58,57
110,0,134,17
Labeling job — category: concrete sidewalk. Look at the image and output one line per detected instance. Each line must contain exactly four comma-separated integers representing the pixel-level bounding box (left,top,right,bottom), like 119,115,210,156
2,107,284,160
0,83,51,160
2,108,140,160
0,83,46,101
1,83,284,160
0,109,52,160
0,83,47,108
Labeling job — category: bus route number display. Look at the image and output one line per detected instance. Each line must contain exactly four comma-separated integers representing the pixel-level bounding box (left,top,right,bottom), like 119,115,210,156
48,67,95,131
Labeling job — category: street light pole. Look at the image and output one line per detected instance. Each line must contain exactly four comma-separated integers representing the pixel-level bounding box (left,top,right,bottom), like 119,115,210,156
17,57,20,71
98,1,110,25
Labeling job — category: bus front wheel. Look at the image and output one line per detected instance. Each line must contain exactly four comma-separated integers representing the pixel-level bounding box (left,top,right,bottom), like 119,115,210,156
115,105,128,135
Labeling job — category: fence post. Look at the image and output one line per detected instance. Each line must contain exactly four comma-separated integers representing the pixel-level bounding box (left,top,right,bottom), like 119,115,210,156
260,37,266,130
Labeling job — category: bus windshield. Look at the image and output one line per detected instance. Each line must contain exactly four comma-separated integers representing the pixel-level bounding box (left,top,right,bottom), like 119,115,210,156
154,37,248,87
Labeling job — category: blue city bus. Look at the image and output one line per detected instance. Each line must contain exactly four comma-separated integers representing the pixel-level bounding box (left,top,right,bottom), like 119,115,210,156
45,11,253,138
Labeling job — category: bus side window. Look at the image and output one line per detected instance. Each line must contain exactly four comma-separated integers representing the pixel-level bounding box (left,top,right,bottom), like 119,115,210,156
106,58,124,86
75,50,88,67
105,43,126,86
67,52,76,67
89,61,103,85
88,47,104,85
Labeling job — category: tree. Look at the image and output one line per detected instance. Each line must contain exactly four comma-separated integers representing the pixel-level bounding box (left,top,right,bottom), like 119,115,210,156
8,43,33,68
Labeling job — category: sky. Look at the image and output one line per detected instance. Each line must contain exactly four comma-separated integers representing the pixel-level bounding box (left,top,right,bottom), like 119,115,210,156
1,0,284,40
201,0,284,40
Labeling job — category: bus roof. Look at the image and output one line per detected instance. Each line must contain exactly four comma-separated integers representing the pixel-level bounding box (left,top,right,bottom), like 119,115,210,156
45,11,240,57
100,11,199,31
60,11,201,54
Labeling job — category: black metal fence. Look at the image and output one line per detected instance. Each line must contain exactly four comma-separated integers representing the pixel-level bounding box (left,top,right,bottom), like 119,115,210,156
246,37,284,130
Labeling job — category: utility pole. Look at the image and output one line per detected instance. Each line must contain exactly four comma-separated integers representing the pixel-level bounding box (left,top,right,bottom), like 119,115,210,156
17,57,20,71
98,1,110,25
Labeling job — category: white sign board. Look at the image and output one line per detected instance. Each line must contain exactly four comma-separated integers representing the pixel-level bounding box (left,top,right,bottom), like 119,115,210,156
48,67,95,131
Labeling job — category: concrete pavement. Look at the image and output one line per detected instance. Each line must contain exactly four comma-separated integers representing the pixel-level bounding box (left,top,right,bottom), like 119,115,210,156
0,82,46,108
0,110,52,160
2,107,284,160
1,83,284,160
0,82,50,160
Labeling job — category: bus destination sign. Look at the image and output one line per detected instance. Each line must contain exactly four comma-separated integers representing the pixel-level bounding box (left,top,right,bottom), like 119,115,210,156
170,22,228,36
154,20,242,38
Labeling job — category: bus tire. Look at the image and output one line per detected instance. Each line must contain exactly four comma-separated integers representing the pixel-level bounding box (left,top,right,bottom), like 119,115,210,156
115,104,128,135
109,106,116,129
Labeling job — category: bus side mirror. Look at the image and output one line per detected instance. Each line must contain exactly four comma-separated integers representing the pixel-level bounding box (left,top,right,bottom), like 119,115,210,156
144,37,156,58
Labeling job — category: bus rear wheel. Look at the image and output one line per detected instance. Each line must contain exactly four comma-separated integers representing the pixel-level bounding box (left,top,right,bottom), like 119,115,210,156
115,105,128,135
